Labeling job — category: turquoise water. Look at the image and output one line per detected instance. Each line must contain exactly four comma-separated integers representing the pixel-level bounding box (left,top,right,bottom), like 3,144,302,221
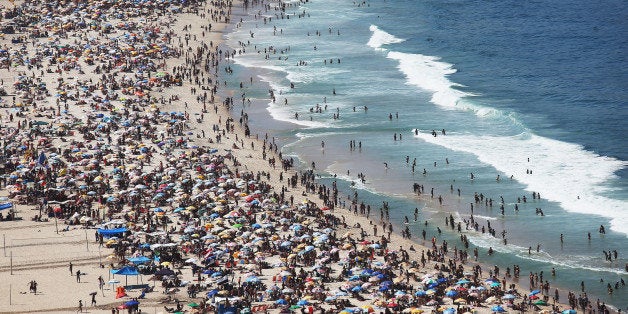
221,0,628,309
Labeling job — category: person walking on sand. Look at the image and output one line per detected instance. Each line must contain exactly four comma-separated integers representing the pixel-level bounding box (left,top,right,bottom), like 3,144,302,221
69,262,73,276
78,300,83,313
76,270,81,283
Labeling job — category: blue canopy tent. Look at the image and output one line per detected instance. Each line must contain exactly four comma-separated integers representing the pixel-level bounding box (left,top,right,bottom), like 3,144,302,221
0,202,16,220
97,227,128,238
0,203,13,210
111,266,140,286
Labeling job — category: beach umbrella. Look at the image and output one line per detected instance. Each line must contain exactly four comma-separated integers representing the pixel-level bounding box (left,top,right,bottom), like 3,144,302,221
446,290,458,297
415,290,427,297
128,256,151,264
562,310,577,314
348,275,361,281
275,299,288,305
534,300,548,306
297,300,309,306
502,294,516,300
491,305,505,312
188,302,199,308
485,296,498,304
245,276,260,283
529,290,541,296
457,279,471,285
125,300,139,307
443,308,456,314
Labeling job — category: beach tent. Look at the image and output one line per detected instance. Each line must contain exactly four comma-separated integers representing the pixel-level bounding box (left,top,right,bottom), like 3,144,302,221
111,266,140,286
97,227,128,237
0,203,13,210
112,266,139,276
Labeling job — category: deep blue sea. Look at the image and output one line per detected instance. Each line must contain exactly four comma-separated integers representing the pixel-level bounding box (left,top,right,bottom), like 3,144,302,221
222,0,628,309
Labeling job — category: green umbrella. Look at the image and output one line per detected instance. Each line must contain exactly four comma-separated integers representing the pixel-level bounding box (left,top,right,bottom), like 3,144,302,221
188,302,199,308
534,300,548,306
232,223,243,229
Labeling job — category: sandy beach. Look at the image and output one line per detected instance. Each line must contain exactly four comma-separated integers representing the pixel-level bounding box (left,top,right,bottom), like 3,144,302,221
0,1,602,314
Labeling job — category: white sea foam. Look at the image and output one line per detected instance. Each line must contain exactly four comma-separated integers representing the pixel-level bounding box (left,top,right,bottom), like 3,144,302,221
386,51,480,112
367,27,517,122
367,25,405,51
470,214,499,221
414,131,628,236
255,75,332,128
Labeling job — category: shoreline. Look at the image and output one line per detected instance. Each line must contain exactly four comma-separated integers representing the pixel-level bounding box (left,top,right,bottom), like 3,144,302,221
0,0,621,314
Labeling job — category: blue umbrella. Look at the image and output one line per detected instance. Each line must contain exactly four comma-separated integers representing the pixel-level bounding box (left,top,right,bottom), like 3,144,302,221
491,305,505,312
361,269,374,276
529,289,541,296
457,279,471,285
502,294,516,300
562,310,577,314
351,286,362,292
245,276,260,283
275,299,288,305
125,300,139,307
415,290,427,296
207,289,219,297
128,256,151,264
446,290,458,297
297,300,309,306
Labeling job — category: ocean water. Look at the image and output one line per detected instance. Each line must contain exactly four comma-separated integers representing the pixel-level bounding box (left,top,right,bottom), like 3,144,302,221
222,0,628,308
